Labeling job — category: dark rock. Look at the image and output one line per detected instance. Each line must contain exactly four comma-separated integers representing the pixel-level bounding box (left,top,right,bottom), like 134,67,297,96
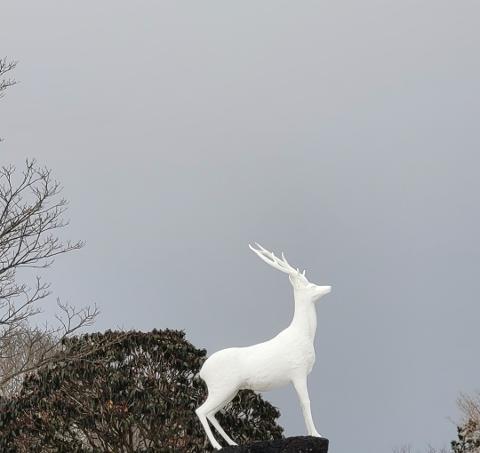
222,436,329,452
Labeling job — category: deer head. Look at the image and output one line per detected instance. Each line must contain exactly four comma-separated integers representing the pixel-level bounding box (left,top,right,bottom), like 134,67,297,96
249,243,332,302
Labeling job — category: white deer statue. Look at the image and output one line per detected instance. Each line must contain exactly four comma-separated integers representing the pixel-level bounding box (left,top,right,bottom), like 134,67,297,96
195,243,332,450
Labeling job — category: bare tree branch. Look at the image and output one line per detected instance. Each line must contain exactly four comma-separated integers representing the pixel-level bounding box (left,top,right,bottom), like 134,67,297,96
0,57,17,142
0,57,16,99
0,159,97,396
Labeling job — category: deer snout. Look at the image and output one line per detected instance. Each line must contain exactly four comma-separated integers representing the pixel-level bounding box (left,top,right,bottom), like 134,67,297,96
312,285,332,301
316,285,332,298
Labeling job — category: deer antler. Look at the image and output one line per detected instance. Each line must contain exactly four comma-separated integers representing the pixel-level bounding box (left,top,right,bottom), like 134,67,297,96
249,243,306,277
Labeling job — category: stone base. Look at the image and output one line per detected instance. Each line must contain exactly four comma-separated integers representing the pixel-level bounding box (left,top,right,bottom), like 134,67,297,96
221,436,329,452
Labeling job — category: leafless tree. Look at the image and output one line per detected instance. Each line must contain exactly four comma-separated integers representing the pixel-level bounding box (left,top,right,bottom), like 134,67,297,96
0,160,98,396
393,443,450,453
0,57,17,142
458,393,480,425
453,392,480,453
0,57,16,98
394,393,480,453
0,323,56,396
393,445,415,453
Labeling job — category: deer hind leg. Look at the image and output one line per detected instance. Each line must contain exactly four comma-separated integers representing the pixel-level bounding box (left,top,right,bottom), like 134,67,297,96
207,412,238,446
292,376,322,437
196,388,238,450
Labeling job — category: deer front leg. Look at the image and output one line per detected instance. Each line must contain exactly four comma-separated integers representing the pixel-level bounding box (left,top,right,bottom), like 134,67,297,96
292,376,322,437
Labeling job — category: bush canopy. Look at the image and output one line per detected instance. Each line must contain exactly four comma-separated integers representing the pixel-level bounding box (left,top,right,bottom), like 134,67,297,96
0,329,283,452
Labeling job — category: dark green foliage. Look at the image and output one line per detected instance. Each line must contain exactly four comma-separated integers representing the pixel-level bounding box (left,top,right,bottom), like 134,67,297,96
0,329,283,452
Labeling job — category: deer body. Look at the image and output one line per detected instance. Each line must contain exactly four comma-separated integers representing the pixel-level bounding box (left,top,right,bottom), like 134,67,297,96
196,244,331,450
201,329,315,393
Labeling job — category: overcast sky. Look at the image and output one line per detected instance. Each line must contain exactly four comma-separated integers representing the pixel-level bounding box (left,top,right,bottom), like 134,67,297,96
1,1,479,452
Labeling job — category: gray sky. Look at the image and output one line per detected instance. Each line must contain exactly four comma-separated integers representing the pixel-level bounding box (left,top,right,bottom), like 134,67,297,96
1,1,479,451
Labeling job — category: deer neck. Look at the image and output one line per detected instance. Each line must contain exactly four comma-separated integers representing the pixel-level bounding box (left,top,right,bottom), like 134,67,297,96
289,291,317,342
